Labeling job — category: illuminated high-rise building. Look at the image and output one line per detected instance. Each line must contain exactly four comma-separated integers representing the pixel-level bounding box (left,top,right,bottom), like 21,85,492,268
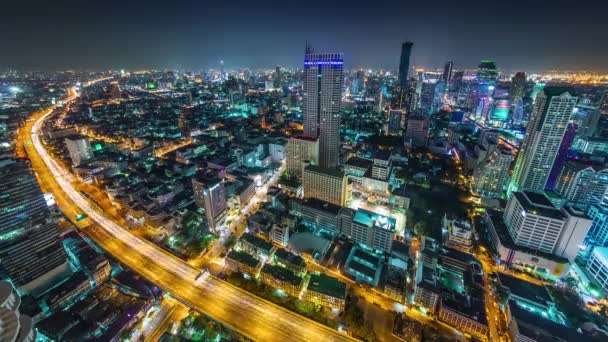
192,175,227,230
511,87,577,193
64,135,94,167
397,42,413,86
477,60,498,84
273,66,282,89
510,72,526,104
0,159,68,293
286,136,319,179
302,46,343,168
442,61,453,84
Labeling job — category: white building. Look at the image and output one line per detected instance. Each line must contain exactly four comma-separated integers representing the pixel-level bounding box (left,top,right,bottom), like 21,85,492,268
405,115,430,147
504,191,591,262
286,136,318,179
270,224,290,247
351,208,396,253
472,139,513,199
192,175,227,230
268,138,288,163
556,161,608,210
444,215,473,251
64,135,94,166
586,247,608,292
303,164,351,207
511,88,577,192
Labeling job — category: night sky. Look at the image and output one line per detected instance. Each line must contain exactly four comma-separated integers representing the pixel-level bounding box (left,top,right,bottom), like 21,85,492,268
2,0,607,72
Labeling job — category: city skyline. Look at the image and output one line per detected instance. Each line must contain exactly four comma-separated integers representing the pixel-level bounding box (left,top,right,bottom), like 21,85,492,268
1,0,608,72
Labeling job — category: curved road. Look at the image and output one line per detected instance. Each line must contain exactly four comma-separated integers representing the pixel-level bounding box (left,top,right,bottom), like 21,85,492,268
26,85,354,342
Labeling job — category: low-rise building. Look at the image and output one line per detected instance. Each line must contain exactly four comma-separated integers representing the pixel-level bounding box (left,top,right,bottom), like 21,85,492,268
238,233,276,261
225,250,262,277
351,208,396,253
260,264,303,298
305,274,347,311
444,215,474,252
303,164,351,207
273,248,307,276
345,247,383,286
270,224,290,247
438,295,488,341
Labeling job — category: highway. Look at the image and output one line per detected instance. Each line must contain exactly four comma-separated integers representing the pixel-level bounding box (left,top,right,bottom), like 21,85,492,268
24,84,354,341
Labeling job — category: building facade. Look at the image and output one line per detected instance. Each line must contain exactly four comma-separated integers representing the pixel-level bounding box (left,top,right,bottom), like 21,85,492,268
0,159,68,292
285,136,318,179
511,88,577,192
302,165,351,206
302,48,343,169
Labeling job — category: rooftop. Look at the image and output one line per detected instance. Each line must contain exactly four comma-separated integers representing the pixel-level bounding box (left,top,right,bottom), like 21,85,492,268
497,272,553,305
304,164,345,179
513,191,564,220
274,248,306,267
302,197,342,215
307,273,347,299
508,301,580,342
240,233,275,252
261,264,302,286
345,157,373,169
353,208,396,232
441,294,488,326
227,250,261,268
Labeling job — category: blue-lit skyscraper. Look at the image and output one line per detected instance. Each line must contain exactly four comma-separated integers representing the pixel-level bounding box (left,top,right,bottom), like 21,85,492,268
397,41,413,87
302,45,343,168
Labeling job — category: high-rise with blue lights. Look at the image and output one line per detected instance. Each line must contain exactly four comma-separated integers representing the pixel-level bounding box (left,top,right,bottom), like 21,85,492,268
302,46,343,168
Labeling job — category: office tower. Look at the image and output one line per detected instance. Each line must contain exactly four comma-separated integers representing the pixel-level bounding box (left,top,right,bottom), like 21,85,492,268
546,123,577,190
473,143,513,199
451,70,464,93
397,41,413,86
0,280,36,341
387,110,402,135
511,87,577,193
0,159,68,292
302,47,343,169
64,135,94,167
351,209,396,253
442,61,453,84
351,70,364,95
556,160,608,210
286,136,319,179
302,164,351,206
503,191,591,262
192,175,227,230
477,60,498,84
273,66,282,89
405,115,430,147
510,72,526,104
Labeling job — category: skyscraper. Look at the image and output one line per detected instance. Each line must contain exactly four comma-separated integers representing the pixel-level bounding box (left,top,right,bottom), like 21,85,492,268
0,158,68,293
64,135,94,167
477,60,498,84
273,66,282,89
397,41,413,86
302,46,343,168
511,87,577,193
442,61,453,84
510,71,526,104
192,174,227,230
